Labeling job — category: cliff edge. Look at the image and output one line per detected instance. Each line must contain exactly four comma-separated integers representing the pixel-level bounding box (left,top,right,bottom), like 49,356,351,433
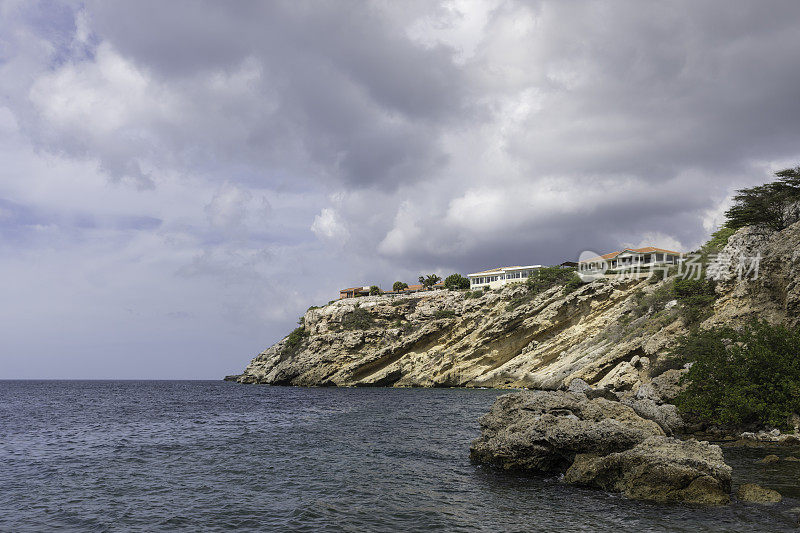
234,219,800,392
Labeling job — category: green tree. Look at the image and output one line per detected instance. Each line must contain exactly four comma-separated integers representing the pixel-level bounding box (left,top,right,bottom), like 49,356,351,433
369,285,382,296
418,274,442,289
443,273,470,290
674,321,800,429
392,281,409,292
724,166,800,230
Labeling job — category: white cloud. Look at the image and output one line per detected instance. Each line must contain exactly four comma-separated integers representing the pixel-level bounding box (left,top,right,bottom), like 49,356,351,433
311,207,349,241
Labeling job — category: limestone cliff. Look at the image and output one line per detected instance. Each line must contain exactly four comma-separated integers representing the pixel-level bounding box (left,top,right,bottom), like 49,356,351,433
235,220,800,390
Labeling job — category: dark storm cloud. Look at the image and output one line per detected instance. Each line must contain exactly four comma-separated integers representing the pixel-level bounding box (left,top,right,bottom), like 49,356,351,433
4,0,800,378
78,0,465,189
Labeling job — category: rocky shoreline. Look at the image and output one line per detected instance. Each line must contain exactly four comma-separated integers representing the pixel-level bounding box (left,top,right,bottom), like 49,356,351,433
469,381,800,505
227,218,800,507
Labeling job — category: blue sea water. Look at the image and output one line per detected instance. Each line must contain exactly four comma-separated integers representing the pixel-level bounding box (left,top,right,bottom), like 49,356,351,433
0,381,798,532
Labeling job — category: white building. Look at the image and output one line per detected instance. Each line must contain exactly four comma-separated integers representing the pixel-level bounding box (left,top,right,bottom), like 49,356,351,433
467,265,543,290
579,247,682,273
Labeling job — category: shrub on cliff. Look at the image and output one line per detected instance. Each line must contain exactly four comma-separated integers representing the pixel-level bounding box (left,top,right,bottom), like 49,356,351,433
526,266,583,295
673,278,717,325
341,307,375,330
369,285,382,295
444,273,470,290
284,326,309,353
674,321,800,429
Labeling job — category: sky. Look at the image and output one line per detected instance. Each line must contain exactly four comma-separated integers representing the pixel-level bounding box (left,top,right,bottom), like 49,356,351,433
2,0,800,379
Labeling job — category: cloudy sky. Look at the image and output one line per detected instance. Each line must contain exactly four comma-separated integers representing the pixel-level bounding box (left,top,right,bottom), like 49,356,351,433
2,0,800,378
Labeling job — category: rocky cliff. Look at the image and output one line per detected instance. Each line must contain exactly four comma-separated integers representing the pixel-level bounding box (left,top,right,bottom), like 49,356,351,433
235,219,800,392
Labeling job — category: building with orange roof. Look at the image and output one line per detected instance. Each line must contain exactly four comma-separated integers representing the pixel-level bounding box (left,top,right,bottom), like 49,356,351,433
578,247,683,272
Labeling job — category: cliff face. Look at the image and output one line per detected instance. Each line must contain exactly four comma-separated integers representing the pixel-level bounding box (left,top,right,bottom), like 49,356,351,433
236,220,800,390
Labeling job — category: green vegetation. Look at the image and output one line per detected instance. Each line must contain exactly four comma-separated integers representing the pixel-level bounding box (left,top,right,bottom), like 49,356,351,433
630,283,675,319
284,326,309,353
444,273,470,290
369,285,382,296
504,267,583,311
526,266,583,295
724,166,800,231
341,307,375,330
433,309,456,319
392,281,409,292
464,290,481,299
418,274,442,289
674,321,800,429
699,225,737,255
672,278,717,325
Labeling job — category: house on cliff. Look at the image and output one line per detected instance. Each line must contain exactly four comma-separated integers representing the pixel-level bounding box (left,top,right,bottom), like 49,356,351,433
467,265,543,290
579,247,683,273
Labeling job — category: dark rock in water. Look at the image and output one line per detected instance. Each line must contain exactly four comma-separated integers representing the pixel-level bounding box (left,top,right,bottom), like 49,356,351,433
565,437,731,505
756,454,780,464
470,390,663,473
470,390,732,504
223,375,242,382
737,483,782,503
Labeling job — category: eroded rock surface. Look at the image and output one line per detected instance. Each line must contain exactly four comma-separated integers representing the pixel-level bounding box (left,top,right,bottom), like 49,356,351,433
737,483,782,504
470,391,731,504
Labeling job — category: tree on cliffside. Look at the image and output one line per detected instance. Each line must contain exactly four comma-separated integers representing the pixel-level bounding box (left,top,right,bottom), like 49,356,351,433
444,273,470,290
418,274,441,289
725,167,800,231
369,285,382,295
392,281,408,292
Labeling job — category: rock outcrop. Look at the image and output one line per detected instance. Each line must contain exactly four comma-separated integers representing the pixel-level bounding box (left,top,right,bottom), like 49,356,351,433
737,483,782,504
234,219,800,390
470,390,731,504
468,390,664,473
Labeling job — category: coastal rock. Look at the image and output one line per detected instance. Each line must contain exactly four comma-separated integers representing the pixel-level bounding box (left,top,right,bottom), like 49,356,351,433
469,391,663,473
622,398,683,436
234,219,800,391
757,454,780,464
737,483,782,504
471,391,730,504
565,437,732,505
648,368,688,402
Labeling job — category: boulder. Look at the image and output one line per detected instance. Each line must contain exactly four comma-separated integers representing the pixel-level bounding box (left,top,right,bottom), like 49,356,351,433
565,436,732,505
471,390,733,504
470,391,664,473
757,454,780,464
737,483,782,504
649,368,688,402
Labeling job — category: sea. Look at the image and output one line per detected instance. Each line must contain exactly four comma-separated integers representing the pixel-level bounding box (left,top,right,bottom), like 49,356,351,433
1,381,798,532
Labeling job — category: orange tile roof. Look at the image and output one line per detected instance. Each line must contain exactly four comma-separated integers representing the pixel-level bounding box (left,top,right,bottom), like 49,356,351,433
580,247,682,263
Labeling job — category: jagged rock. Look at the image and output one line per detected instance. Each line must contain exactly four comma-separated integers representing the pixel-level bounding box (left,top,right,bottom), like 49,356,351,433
471,391,730,504
622,398,683,435
567,378,591,394
737,483,782,504
565,437,731,505
469,391,664,473
649,368,688,402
